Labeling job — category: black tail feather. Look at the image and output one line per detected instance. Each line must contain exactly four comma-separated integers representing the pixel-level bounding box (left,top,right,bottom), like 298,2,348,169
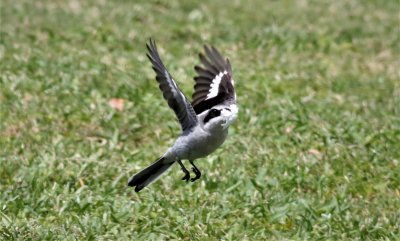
128,157,174,192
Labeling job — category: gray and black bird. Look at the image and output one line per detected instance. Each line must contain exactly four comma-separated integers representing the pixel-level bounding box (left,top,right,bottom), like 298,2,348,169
128,39,238,192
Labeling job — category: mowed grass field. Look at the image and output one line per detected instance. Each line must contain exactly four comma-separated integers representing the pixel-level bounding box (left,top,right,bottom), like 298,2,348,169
1,0,399,240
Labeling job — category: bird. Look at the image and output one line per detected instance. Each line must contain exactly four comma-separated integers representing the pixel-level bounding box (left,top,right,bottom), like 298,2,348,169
128,39,238,192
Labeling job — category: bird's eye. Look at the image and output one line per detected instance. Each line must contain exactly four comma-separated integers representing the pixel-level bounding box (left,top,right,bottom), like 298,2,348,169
204,108,221,123
210,109,219,115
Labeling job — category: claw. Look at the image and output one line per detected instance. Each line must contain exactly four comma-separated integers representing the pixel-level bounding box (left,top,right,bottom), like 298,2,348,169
177,160,190,182
181,171,190,182
190,167,201,182
189,160,201,182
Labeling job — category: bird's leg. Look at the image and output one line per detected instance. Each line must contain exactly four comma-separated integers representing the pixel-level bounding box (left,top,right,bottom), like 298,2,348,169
189,160,201,182
177,160,190,182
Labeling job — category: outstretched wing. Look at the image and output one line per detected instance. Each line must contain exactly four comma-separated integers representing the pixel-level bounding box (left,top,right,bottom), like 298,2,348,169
146,39,198,132
192,45,236,114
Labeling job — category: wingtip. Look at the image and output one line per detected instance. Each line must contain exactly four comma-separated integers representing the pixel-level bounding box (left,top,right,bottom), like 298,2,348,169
146,39,161,64
210,45,224,60
203,44,211,54
210,45,218,53
147,38,157,52
226,58,232,73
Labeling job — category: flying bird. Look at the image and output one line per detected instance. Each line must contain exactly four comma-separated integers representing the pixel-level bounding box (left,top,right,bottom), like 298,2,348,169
128,39,238,192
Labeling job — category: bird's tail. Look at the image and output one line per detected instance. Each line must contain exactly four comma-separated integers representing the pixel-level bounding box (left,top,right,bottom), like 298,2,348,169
128,157,174,192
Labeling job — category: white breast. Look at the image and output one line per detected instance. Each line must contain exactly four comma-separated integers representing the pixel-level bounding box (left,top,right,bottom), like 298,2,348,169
169,126,228,161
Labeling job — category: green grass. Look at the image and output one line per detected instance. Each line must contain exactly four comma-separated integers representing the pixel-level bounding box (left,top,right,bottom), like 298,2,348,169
1,0,399,240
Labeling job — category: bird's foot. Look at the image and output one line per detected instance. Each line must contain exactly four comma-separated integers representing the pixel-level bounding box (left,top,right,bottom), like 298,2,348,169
190,167,201,182
177,160,190,182
181,169,190,182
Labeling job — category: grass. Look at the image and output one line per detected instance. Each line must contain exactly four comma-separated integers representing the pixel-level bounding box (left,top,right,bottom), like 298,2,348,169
1,0,399,240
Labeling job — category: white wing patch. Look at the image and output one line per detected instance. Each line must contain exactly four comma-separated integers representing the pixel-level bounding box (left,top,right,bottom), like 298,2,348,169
206,70,228,100
165,70,179,98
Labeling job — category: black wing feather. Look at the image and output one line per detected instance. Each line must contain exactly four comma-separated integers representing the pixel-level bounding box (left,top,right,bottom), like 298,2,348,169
192,45,236,114
146,39,197,131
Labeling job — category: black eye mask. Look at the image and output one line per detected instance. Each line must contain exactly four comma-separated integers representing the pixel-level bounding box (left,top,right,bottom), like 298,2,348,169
204,109,221,123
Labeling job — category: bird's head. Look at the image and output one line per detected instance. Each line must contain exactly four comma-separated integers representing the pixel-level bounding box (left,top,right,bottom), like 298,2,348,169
200,104,238,131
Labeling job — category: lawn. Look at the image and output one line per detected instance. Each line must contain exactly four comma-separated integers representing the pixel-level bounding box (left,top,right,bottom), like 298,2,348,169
1,0,399,240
